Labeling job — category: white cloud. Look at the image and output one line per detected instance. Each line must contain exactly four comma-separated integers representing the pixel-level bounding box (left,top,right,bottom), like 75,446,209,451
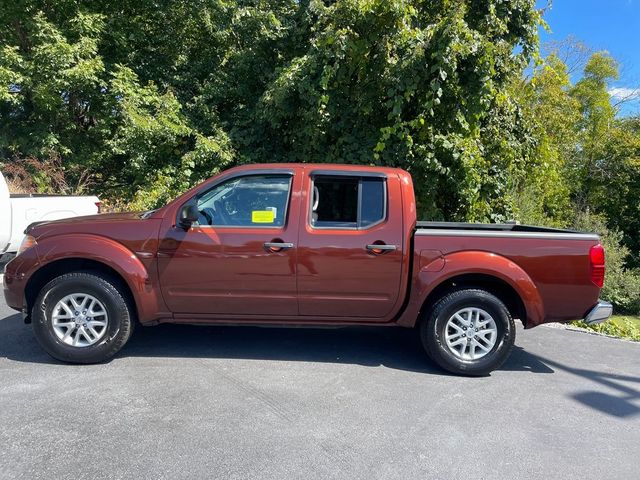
608,87,640,101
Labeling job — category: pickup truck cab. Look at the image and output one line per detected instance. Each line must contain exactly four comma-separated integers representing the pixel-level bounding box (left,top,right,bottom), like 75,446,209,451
0,171,100,259
3,164,612,375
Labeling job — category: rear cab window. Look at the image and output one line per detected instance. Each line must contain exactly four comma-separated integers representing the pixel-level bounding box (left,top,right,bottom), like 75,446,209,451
310,174,387,229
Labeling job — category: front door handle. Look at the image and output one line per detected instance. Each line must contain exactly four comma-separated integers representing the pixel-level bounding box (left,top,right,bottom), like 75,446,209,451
366,244,396,254
264,242,294,252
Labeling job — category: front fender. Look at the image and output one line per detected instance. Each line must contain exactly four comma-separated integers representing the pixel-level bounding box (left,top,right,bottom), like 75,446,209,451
401,250,544,328
30,234,164,323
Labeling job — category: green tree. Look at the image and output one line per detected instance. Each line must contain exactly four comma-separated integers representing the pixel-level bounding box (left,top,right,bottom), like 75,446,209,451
587,116,640,267
243,1,542,220
517,45,640,312
511,53,580,226
518,47,639,259
568,52,619,208
567,52,640,267
1,0,543,215
0,1,234,204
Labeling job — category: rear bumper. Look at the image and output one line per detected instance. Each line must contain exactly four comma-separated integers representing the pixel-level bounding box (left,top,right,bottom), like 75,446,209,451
584,300,613,325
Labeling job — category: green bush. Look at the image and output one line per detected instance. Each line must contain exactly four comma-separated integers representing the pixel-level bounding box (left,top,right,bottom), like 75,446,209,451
573,316,640,341
572,211,640,315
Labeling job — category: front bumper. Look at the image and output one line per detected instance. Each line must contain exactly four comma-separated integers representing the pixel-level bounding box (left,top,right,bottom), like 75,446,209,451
584,300,613,325
2,253,32,313
2,270,23,312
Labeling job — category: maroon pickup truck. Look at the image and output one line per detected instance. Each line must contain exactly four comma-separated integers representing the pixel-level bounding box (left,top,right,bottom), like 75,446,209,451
3,164,612,375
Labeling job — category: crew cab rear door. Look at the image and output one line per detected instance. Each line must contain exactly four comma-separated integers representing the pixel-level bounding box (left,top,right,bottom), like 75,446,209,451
296,169,404,319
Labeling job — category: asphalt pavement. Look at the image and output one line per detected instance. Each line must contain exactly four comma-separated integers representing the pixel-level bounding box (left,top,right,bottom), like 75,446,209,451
0,289,639,480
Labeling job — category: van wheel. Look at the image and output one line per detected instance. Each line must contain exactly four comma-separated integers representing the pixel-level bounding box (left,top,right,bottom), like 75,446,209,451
420,289,515,376
32,272,134,364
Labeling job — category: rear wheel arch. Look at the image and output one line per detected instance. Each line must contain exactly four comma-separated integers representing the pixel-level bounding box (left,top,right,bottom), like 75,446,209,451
419,273,527,327
25,258,139,324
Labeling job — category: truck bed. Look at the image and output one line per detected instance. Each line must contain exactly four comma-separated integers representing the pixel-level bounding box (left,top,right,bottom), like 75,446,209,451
413,222,601,326
415,222,597,240
416,221,584,234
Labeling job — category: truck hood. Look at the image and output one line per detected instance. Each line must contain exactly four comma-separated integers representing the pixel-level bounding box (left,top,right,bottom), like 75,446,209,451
26,212,148,237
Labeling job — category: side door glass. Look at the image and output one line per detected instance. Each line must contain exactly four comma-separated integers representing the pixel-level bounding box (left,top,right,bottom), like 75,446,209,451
196,175,292,227
311,176,386,228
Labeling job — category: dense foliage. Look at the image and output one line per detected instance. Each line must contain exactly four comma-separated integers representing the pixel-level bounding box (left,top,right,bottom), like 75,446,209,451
0,1,638,313
516,47,640,314
1,0,541,217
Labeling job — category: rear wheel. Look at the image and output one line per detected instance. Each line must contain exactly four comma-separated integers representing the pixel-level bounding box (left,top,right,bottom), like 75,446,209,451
420,289,515,376
32,272,134,363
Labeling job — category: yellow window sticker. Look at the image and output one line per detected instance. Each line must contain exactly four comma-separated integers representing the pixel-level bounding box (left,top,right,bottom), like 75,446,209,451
252,210,275,223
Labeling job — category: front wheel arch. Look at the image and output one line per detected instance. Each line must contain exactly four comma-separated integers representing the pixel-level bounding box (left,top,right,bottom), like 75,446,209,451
32,271,135,363
25,258,138,325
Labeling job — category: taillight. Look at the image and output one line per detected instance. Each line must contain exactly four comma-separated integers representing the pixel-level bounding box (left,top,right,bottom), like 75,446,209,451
589,244,605,288
95,201,102,213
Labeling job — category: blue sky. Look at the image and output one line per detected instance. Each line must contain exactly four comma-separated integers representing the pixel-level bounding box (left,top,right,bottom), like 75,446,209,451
537,0,640,115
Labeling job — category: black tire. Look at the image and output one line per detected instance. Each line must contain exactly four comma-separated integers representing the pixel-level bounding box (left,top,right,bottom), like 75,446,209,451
420,289,515,376
32,272,134,364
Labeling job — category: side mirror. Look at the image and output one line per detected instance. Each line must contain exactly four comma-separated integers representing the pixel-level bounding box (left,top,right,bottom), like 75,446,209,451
179,203,200,229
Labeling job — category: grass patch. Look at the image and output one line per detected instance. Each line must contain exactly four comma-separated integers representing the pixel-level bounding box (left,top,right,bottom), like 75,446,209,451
572,315,640,341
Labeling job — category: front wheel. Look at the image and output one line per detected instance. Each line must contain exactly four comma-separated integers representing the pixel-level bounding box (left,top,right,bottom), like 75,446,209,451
420,289,515,376
32,272,134,363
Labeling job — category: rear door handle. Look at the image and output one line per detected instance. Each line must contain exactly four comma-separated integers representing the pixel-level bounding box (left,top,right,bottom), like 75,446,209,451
366,244,396,253
264,242,294,252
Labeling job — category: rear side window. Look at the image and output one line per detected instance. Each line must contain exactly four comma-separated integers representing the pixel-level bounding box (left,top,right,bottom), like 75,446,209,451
360,178,385,227
311,175,386,229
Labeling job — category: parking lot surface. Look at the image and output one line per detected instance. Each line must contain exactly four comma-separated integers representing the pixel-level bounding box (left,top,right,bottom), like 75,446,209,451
1,293,639,480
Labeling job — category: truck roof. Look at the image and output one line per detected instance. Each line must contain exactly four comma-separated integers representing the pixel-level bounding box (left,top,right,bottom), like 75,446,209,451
226,163,408,176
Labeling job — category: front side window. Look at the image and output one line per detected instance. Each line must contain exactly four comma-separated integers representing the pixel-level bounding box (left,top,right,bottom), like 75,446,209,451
311,175,386,229
196,174,291,227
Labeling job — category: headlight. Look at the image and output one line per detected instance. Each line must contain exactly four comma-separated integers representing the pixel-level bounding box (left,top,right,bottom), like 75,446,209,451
17,235,37,255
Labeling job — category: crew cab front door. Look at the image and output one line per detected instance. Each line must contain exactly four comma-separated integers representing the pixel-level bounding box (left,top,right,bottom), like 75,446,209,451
157,170,300,316
296,170,405,320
